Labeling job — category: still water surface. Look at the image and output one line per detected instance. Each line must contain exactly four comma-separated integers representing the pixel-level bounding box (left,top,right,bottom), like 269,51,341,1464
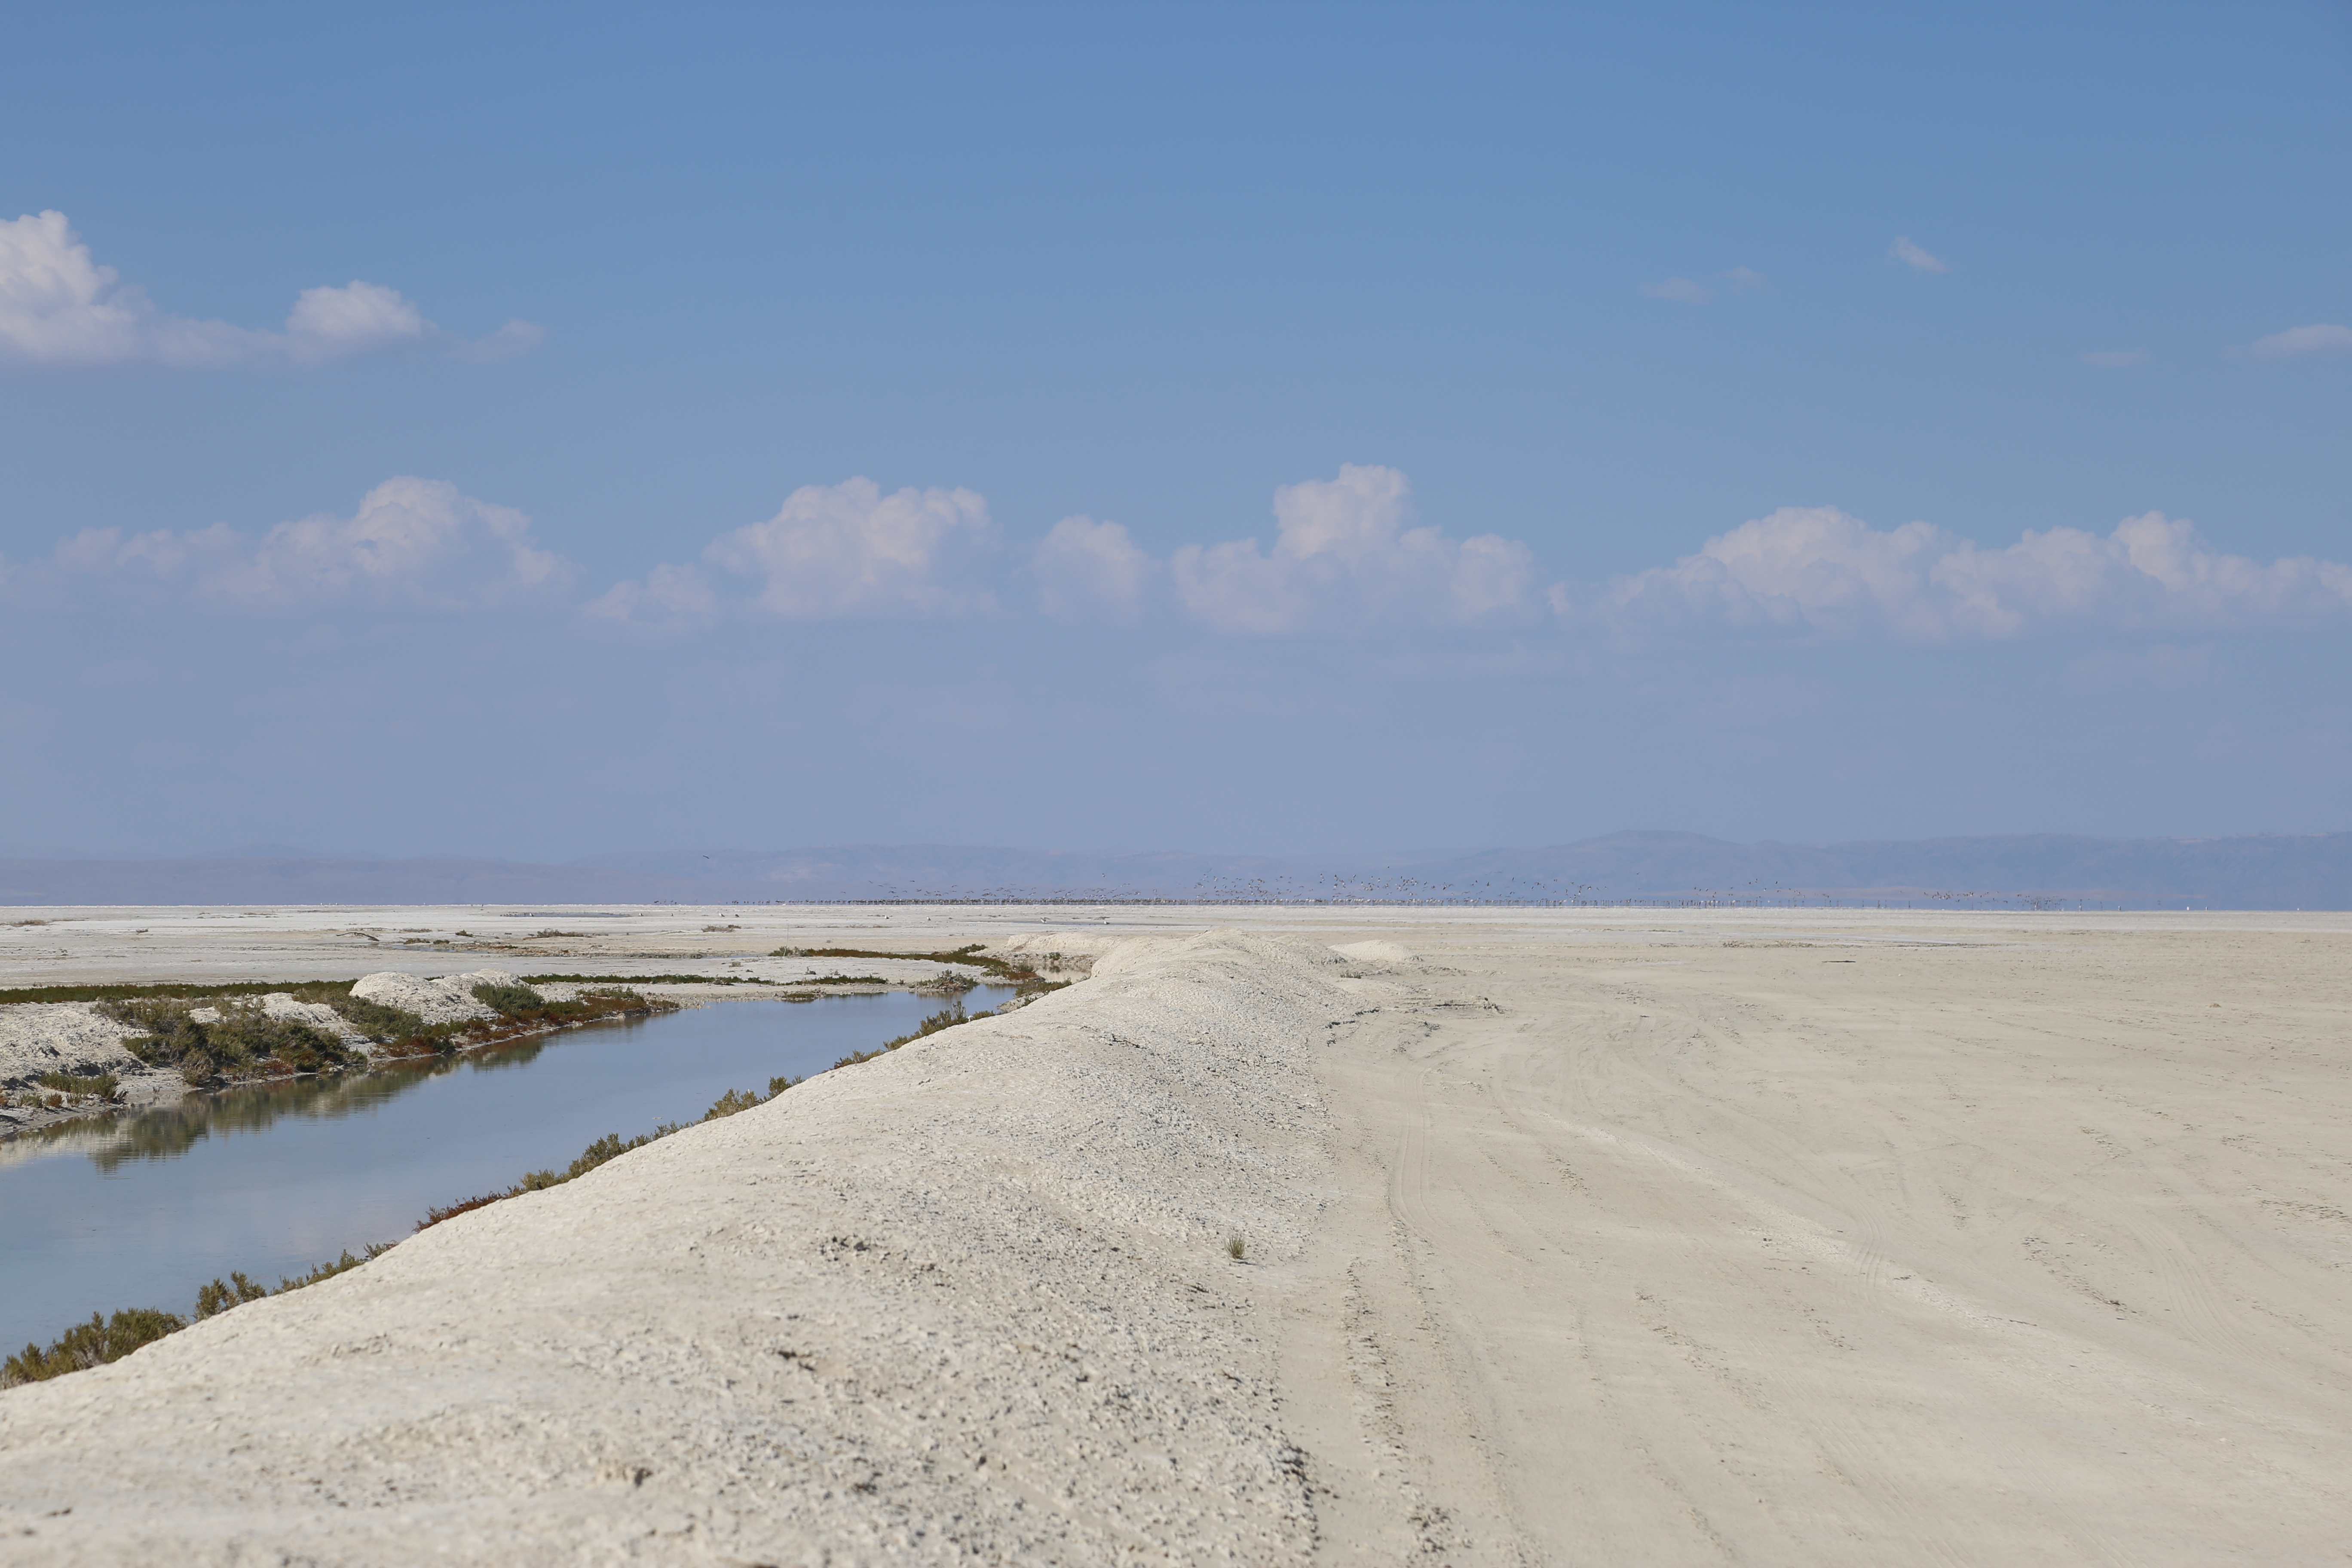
0,991,1003,1353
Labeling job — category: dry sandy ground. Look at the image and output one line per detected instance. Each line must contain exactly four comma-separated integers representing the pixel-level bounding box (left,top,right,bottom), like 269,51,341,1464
2,906,2349,1564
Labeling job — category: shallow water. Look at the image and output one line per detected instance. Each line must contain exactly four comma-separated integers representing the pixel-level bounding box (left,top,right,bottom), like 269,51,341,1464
0,991,1007,1354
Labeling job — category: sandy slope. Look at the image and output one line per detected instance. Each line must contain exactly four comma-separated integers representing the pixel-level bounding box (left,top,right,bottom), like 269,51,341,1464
4,912,2351,1563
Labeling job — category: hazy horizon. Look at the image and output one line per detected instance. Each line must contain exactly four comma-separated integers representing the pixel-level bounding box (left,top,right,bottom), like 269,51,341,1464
9,824,2352,869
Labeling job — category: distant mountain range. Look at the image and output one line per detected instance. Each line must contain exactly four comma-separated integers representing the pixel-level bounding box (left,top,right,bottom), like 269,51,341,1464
3,830,2349,908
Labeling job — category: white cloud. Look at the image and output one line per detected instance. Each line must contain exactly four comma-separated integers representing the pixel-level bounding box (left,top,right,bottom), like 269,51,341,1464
1639,267,1764,305
281,279,426,365
2080,348,2152,368
1032,515,1151,621
449,319,548,364
1171,464,1538,634
599,478,997,622
0,210,539,369
45,478,571,610
1640,278,1713,304
584,562,719,626
1890,236,1949,274
2238,323,2352,361
1603,506,2352,642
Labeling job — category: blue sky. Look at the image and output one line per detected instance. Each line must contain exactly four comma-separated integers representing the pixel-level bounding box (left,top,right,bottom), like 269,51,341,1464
4,2,2348,858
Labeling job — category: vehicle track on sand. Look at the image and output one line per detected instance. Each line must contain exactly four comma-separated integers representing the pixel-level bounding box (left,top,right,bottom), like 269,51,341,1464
1274,940,2352,1565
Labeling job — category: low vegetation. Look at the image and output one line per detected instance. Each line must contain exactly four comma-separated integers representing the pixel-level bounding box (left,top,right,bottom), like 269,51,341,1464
469,979,548,1014
416,1072,799,1231
10,980,672,1091
328,993,435,1044
2,1308,186,1385
2,1242,398,1388
36,1069,119,1100
414,1122,683,1231
0,979,313,1006
350,984,668,1065
99,997,362,1084
827,1001,981,1069
772,942,1073,999
524,972,767,986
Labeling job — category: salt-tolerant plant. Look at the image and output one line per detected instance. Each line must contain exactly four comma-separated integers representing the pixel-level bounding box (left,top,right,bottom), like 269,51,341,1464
36,1070,119,1099
3,1308,184,1386
98,996,360,1083
1227,1234,1248,1261
702,1087,763,1120
194,1272,270,1320
469,980,548,1016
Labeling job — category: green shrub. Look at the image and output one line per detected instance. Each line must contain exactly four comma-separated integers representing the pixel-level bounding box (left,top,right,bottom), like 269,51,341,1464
35,1069,118,1099
883,1003,970,1051
194,1272,269,1320
829,1002,978,1070
98,997,359,1084
275,1245,392,1293
0,980,316,1006
789,944,1071,998
331,995,429,1043
563,1130,663,1178
469,981,547,1016
703,1087,763,1120
2,1307,185,1387
524,973,756,986
415,1121,684,1233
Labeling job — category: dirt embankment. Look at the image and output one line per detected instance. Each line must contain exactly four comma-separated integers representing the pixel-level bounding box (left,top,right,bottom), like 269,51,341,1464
0,929,1354,1564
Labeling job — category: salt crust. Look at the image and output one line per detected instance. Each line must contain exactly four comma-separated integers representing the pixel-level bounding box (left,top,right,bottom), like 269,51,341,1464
0,1003,145,1088
348,968,524,1025
0,929,1355,1565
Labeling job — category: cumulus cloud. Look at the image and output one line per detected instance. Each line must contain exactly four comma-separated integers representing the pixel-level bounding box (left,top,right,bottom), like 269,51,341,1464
1601,506,2352,641
1171,464,1538,634
2236,323,2352,361
1889,236,1948,274
583,562,720,626
42,478,571,610
2081,348,2152,368
0,210,539,369
596,478,997,622
1032,515,1151,621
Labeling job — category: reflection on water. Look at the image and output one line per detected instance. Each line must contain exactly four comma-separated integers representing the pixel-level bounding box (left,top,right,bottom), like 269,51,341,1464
0,990,1011,1353
18,1036,567,1173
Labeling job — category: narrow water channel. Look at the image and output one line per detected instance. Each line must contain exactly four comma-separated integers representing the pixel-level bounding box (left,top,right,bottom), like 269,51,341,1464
0,989,1009,1354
